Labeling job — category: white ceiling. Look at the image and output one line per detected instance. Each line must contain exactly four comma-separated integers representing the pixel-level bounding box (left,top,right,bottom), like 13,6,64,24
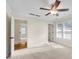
7,0,72,21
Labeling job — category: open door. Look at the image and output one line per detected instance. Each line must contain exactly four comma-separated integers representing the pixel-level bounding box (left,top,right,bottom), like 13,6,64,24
11,16,15,56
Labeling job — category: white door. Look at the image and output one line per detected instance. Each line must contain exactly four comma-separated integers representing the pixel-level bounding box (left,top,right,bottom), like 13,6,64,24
11,16,15,56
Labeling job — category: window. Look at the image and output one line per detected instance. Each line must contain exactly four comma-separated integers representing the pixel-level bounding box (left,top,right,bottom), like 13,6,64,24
19,23,27,39
56,24,63,38
56,20,72,40
63,21,72,39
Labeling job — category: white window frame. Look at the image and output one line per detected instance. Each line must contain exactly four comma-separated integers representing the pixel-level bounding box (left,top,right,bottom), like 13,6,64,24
56,20,72,40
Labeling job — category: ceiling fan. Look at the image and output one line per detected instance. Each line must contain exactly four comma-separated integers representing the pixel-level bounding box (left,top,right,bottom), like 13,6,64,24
29,13,41,17
40,0,69,16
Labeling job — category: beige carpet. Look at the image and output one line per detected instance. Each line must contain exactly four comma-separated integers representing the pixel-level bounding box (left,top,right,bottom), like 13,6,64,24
8,43,72,59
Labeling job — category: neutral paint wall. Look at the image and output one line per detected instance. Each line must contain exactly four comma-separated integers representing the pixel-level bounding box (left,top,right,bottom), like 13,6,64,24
27,19,48,48
6,2,12,17
13,17,48,48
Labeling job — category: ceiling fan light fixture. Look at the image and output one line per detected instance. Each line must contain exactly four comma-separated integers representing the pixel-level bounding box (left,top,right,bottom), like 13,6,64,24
40,0,69,16
50,10,58,14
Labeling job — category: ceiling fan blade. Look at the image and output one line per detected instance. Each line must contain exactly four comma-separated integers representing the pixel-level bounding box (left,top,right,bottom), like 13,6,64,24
45,12,51,16
40,7,50,10
29,13,40,17
54,0,61,9
50,0,60,9
57,8,69,11
35,15,40,17
51,4,54,9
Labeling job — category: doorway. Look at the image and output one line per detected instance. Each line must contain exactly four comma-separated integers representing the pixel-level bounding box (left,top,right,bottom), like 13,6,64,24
14,20,27,50
48,24,54,42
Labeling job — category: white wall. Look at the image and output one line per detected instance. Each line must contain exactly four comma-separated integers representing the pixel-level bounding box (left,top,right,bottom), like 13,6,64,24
6,2,12,16
27,19,48,48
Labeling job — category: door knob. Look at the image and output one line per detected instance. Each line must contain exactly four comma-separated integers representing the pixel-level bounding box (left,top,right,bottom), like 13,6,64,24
9,37,14,39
